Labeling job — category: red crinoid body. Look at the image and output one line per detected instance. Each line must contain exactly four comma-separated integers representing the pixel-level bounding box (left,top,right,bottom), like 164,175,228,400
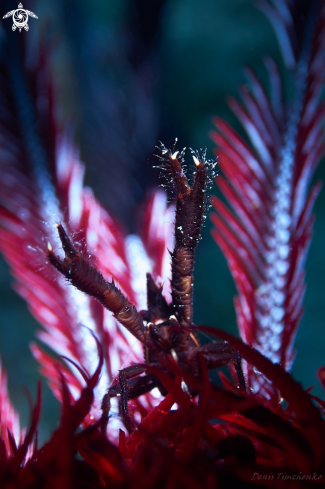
0,0,325,487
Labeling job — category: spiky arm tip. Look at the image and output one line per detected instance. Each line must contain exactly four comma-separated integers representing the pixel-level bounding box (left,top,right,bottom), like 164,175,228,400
48,224,146,344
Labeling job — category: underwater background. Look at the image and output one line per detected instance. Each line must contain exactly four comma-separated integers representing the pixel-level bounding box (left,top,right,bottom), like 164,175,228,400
0,0,324,443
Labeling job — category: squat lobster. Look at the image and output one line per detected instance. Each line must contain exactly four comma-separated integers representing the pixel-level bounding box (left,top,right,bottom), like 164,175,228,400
48,145,245,433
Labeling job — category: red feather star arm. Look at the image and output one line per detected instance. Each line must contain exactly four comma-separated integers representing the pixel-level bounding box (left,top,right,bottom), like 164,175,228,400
0,360,20,455
210,0,325,400
0,43,174,435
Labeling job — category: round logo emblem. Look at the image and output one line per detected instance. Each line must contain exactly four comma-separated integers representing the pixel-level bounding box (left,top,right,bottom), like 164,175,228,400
2,3,38,33
13,9,29,31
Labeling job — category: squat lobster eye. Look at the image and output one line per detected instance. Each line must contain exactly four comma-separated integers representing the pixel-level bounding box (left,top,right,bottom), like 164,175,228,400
49,144,245,434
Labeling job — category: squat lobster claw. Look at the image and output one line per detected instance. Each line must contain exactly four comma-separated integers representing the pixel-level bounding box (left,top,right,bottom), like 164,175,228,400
48,144,245,434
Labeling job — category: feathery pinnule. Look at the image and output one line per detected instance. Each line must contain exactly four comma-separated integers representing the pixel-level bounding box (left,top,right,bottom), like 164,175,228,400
211,0,325,401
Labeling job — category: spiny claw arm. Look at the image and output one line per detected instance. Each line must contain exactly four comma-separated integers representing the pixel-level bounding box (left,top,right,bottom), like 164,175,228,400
157,145,216,326
169,152,208,325
48,224,147,343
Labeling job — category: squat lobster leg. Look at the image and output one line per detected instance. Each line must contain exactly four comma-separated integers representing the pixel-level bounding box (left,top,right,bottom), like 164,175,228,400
199,342,246,391
101,364,167,434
